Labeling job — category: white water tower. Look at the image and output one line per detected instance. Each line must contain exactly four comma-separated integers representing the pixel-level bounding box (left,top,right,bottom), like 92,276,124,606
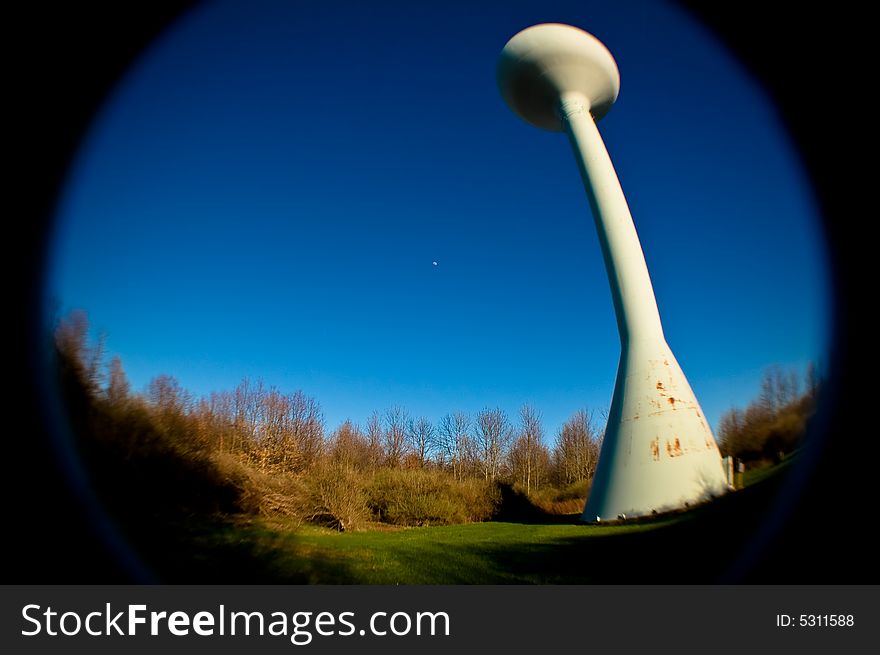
497,23,730,520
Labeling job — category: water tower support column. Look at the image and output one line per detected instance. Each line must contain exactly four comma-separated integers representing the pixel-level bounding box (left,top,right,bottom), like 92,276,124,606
496,24,730,520
560,91,729,521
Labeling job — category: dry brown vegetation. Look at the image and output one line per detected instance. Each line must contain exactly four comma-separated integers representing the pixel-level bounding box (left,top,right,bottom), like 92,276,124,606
717,364,819,465
53,310,817,532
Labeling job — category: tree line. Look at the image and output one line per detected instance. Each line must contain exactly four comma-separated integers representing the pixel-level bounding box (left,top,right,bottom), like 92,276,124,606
717,364,819,464
53,311,603,529
53,310,818,530
117,369,605,494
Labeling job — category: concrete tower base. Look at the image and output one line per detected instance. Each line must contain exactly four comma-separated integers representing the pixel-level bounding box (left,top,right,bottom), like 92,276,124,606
584,339,730,521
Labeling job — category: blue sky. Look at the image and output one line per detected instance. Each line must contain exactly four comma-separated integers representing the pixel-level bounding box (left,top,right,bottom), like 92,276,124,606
45,0,831,440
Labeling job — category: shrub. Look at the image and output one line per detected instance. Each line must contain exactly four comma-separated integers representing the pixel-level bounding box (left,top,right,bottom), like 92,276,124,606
718,366,818,462
528,479,591,515
303,462,370,531
213,453,306,521
367,468,498,526
70,393,245,518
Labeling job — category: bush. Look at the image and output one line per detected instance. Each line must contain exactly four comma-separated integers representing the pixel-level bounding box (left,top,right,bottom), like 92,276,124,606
367,469,499,526
69,394,245,518
213,453,307,520
718,367,818,462
525,480,590,515
303,462,370,531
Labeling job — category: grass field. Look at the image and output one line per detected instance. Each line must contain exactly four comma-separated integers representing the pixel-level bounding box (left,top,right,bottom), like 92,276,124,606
184,517,689,584
131,456,798,584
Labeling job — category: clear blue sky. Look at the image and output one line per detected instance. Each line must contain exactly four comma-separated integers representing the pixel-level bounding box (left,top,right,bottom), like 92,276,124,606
45,0,831,440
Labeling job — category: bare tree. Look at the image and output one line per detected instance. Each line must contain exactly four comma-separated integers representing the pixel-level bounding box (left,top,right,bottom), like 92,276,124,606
365,411,384,470
759,365,799,413
717,407,744,458
105,355,130,407
553,409,602,484
286,389,325,472
438,411,471,481
228,383,324,473
256,388,290,471
407,416,435,467
144,374,202,454
382,406,410,467
329,420,372,470
193,390,234,452
233,378,264,453
147,374,189,415
508,405,544,494
54,310,105,392
474,407,512,481
718,364,817,462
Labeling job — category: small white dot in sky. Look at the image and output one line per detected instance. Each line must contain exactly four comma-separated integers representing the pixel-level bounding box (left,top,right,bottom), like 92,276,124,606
432,261,438,266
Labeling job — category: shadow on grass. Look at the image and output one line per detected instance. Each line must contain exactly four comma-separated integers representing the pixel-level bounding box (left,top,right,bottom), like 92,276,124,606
491,483,582,525
115,513,358,583
49,337,805,584
125,463,792,583
98,459,797,584
374,465,795,584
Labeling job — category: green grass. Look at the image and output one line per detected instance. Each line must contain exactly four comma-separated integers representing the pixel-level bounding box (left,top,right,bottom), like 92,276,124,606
146,508,716,584
129,456,797,584
228,518,687,584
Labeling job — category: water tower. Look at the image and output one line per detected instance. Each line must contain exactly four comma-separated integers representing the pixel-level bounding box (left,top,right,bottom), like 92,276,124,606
497,23,729,520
